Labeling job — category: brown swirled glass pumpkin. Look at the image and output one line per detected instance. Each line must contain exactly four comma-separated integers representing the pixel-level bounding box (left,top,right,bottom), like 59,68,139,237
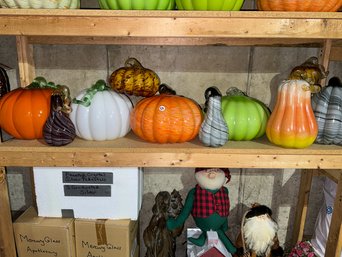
109,58,160,97
43,94,76,146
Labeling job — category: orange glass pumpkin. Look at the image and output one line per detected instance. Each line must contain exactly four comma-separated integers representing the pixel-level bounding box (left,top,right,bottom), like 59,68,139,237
0,87,53,139
130,93,203,143
257,0,342,12
0,77,70,140
266,80,318,148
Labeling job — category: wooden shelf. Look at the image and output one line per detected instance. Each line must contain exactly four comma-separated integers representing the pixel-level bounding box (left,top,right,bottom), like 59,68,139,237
1,133,342,169
1,9,340,65
0,9,341,43
0,9,342,257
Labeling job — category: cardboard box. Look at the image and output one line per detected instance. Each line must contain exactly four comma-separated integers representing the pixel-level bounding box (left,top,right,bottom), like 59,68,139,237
33,167,143,220
75,218,138,257
13,207,76,257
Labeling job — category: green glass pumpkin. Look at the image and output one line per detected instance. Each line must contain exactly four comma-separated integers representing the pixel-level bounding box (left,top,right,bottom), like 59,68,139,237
176,0,244,10
221,87,270,141
98,0,175,9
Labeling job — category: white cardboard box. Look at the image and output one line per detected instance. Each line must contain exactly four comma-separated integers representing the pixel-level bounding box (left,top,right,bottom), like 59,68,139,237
33,167,143,220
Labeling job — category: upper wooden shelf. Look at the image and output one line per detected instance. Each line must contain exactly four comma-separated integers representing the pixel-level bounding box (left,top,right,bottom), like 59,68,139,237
0,9,341,46
0,10,342,170
1,132,342,170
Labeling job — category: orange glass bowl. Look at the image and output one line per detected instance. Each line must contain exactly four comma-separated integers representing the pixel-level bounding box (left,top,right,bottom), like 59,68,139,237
257,0,342,12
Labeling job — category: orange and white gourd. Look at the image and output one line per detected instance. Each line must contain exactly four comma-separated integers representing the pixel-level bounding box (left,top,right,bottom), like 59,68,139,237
266,80,318,148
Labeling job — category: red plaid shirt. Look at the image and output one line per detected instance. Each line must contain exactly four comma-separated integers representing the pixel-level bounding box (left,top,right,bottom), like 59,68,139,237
191,184,229,218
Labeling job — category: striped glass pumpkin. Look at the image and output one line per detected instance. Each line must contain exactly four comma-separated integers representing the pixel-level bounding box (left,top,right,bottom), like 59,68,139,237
312,77,342,145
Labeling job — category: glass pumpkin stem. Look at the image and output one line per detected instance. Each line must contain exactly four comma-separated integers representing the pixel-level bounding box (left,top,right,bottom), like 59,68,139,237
205,86,222,99
28,77,72,114
27,76,59,89
204,86,222,113
50,94,64,113
303,57,328,79
328,77,342,87
225,87,246,97
158,83,177,95
289,56,329,90
124,57,144,69
51,86,72,114
72,79,109,107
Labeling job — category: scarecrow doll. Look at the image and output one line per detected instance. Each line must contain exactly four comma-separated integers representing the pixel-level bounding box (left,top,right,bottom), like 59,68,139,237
166,167,237,254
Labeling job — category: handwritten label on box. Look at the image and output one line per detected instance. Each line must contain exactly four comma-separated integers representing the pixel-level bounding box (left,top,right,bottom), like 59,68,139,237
64,185,111,197
62,172,113,184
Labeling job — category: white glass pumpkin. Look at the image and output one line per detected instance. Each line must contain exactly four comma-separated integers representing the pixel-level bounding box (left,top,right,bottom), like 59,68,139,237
0,0,80,8
70,80,133,141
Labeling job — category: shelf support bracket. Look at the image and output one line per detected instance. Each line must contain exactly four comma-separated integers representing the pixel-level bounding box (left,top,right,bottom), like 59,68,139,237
0,167,16,257
16,36,35,87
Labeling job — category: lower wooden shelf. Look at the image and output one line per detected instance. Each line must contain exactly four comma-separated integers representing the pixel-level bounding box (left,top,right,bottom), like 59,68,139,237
1,168,342,257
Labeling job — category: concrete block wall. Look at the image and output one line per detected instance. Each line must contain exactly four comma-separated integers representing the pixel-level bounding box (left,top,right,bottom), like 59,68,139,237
1,0,341,254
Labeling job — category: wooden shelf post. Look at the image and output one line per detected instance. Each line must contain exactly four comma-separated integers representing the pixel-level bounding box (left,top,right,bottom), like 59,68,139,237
0,167,16,257
319,39,332,87
292,169,314,245
16,36,35,87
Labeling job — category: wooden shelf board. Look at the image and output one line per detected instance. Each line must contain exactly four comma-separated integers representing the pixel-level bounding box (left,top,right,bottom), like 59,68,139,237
1,133,342,169
0,10,341,41
28,36,327,46
0,9,341,18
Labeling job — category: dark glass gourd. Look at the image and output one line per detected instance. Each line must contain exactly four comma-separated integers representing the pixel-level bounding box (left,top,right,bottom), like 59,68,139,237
0,66,10,98
43,94,76,146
